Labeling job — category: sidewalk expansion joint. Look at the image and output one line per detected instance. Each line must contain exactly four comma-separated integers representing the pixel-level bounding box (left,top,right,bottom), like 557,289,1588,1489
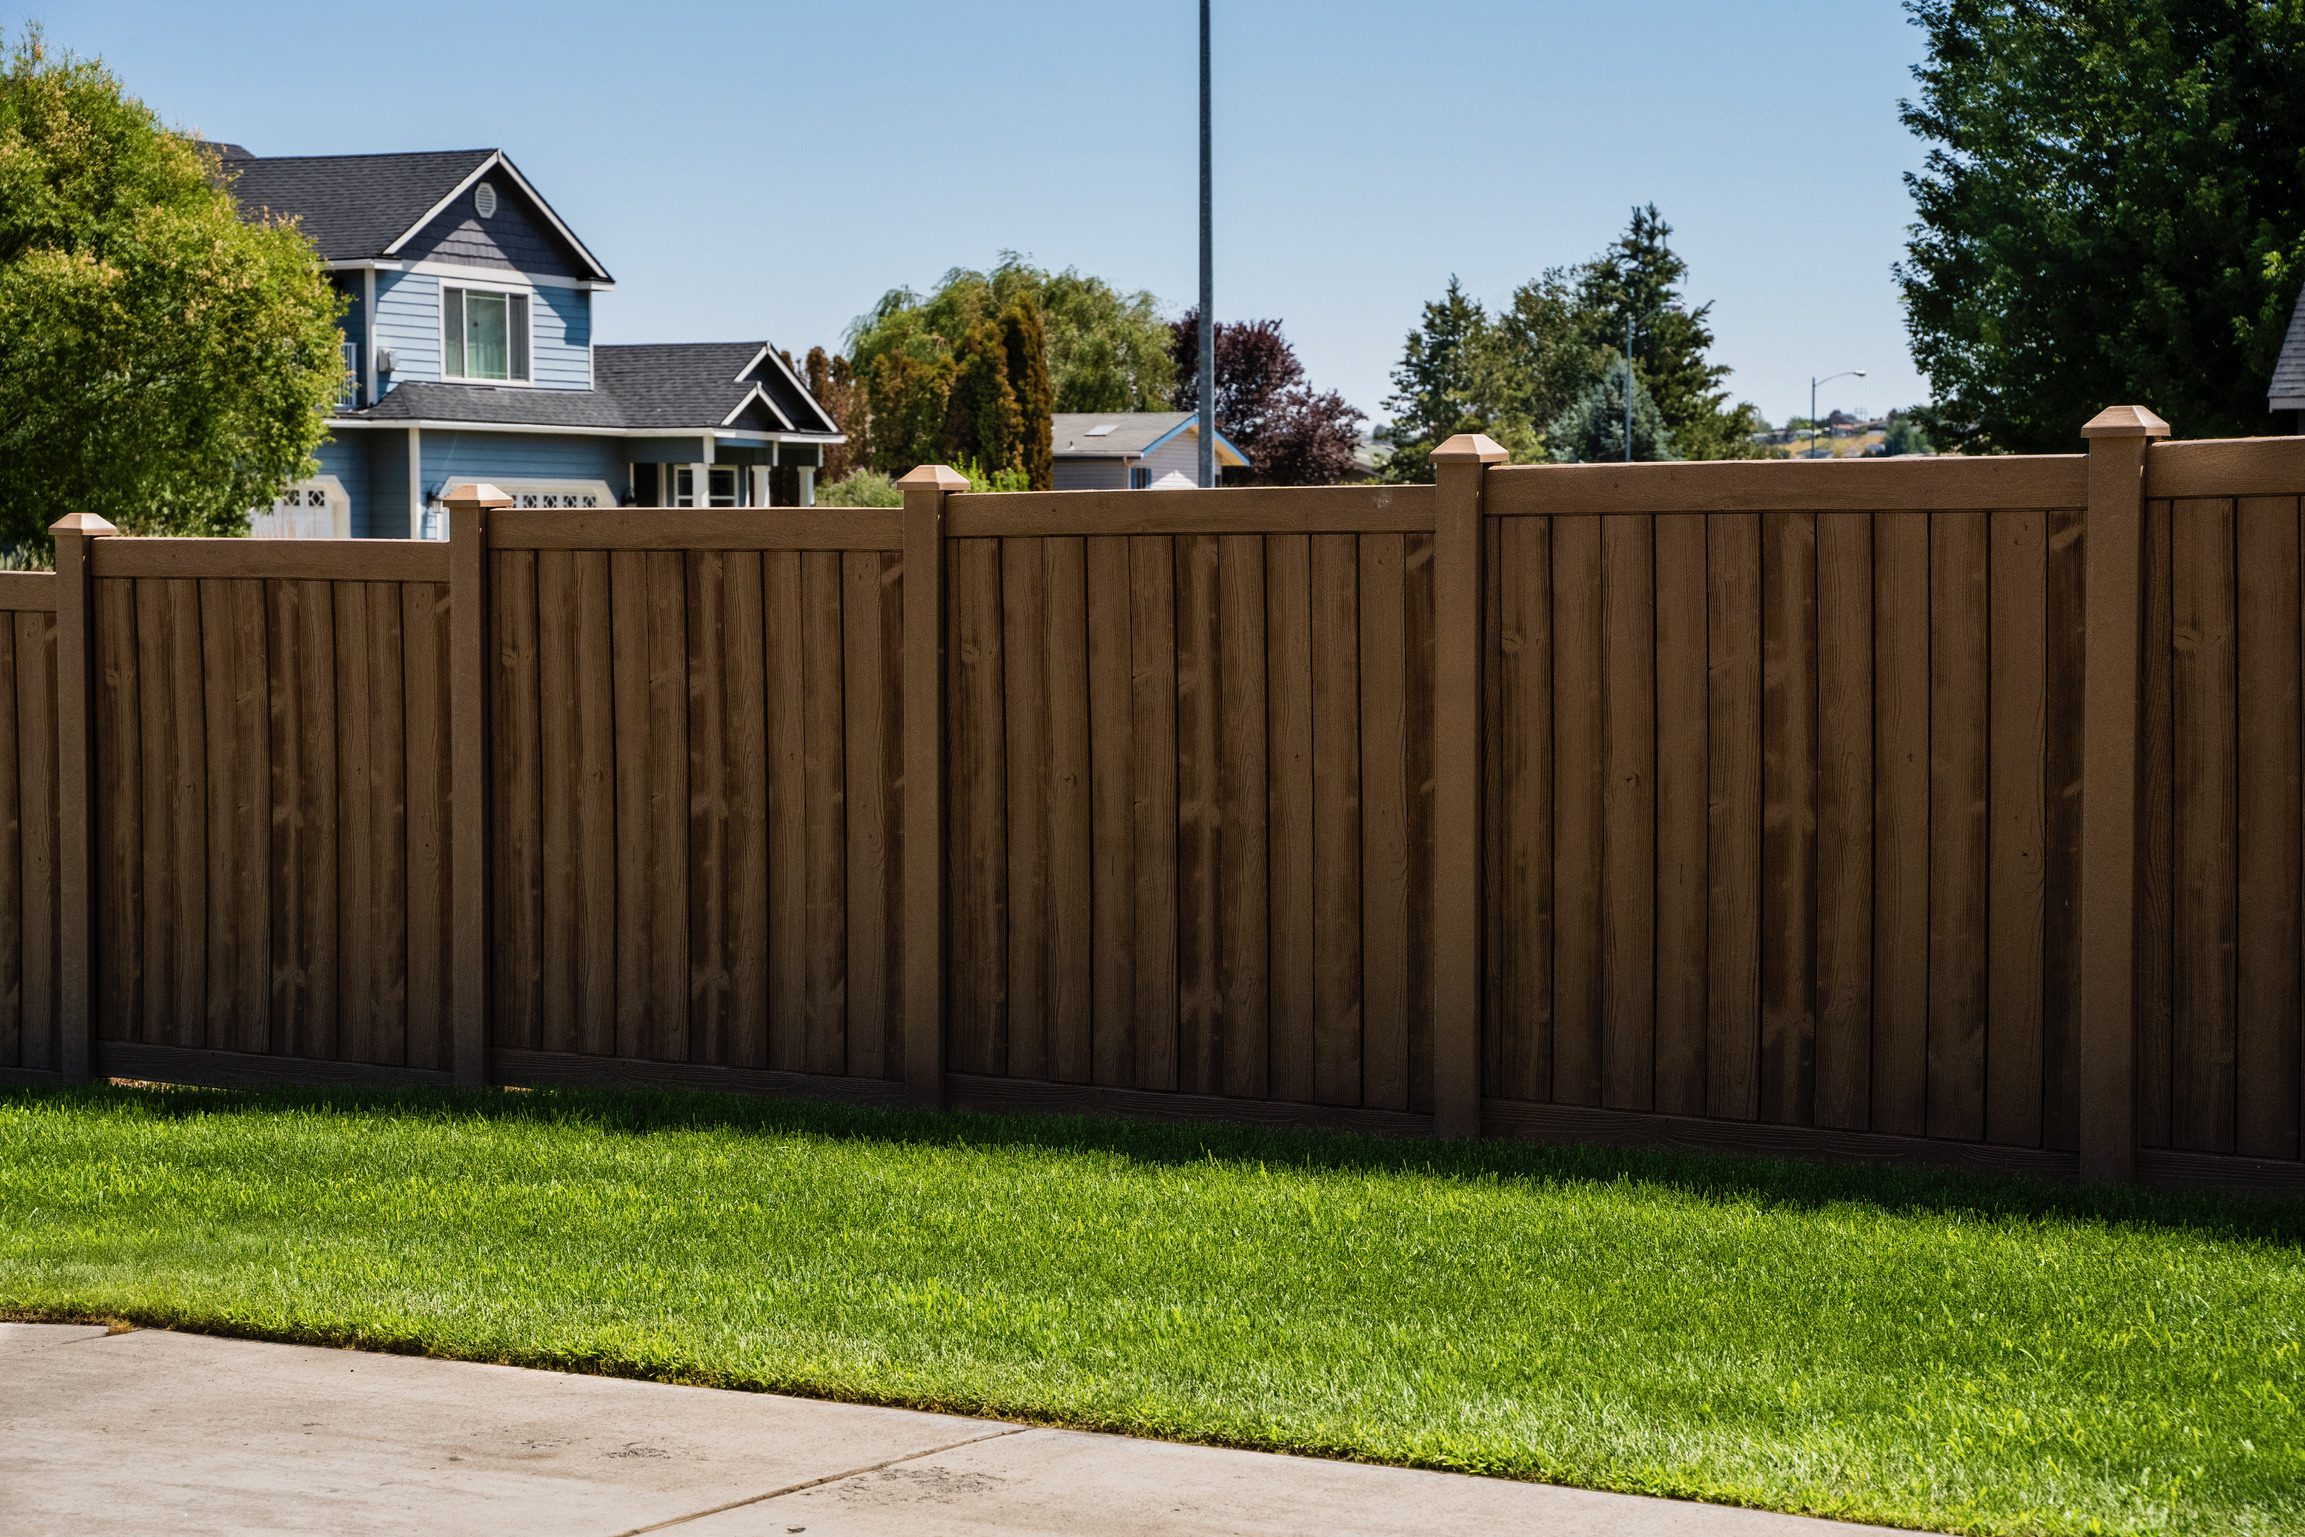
605,1424,1029,1536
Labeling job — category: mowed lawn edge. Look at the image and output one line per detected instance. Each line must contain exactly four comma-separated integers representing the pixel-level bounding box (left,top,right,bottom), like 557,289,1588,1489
3,1085,2301,1537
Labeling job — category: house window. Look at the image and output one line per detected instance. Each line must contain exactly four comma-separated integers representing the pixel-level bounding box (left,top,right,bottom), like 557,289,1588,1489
442,285,531,383
337,339,359,410
708,467,741,507
1129,467,1151,490
667,466,697,507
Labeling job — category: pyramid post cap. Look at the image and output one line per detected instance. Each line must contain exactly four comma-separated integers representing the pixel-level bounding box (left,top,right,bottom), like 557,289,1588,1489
439,481,514,510
896,464,971,492
1430,432,1511,465
49,513,118,536
2081,405,2171,440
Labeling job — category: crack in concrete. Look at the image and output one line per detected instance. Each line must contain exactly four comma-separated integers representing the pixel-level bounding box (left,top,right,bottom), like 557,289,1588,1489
603,1425,1030,1537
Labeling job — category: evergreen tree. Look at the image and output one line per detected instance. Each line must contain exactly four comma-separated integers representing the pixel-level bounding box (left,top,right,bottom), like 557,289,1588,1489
1378,277,1495,481
939,321,1022,476
999,301,1054,489
1573,205,1760,460
865,350,952,476
1490,268,1608,458
1545,356,1679,463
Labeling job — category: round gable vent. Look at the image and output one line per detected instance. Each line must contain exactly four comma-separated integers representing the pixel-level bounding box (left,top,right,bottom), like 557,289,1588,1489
474,181,498,218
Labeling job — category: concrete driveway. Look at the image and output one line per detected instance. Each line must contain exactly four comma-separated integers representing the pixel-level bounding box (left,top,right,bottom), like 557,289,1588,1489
0,1323,1918,1536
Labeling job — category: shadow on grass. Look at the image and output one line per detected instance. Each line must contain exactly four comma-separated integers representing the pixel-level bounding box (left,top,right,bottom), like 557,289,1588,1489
6,1078,2301,1243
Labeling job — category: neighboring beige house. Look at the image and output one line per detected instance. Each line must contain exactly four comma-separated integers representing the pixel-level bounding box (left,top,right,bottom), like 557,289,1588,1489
1050,411,1250,490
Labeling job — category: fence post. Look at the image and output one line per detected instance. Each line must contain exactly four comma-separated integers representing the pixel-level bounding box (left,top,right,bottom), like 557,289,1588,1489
49,513,114,1082
898,465,965,1110
1430,434,1508,1138
444,483,510,1088
2076,406,2167,1181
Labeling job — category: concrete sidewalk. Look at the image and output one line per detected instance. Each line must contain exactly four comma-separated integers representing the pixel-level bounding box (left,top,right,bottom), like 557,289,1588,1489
0,1323,1914,1536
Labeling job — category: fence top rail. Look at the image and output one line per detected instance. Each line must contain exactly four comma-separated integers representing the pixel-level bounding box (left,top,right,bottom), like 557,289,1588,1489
0,571,57,612
89,537,451,583
1486,452,2088,516
2144,435,2305,501
488,506,902,552
943,483,1436,537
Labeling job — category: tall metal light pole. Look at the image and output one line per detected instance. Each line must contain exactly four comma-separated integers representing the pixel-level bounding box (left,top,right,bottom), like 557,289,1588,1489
1623,316,1634,462
1810,368,1866,459
1197,0,1215,488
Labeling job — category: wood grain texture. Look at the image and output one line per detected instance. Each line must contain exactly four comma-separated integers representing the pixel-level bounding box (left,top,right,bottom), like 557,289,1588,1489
1600,515,1656,1112
1551,516,1604,1108
947,539,1006,1077
402,582,452,1072
2136,503,2175,1149
1653,515,1708,1117
2041,507,2087,1152
1759,513,1817,1126
2234,496,2302,1160
2171,498,2238,1153
1217,534,1271,1101
91,539,449,583
14,614,56,1070
1359,533,1411,1112
1488,516,1553,1104
945,484,1434,538
1129,535,1179,1093
1928,513,1990,1142
1042,538,1094,1085
491,554,542,1056
1003,538,1052,1082
1086,536,1137,1087
1488,453,2084,517
1872,512,1930,1137
1266,534,1316,1103
1175,535,1219,1095
1987,509,2048,1147
1308,533,1358,1105
1705,514,1762,1121
1814,513,1873,1130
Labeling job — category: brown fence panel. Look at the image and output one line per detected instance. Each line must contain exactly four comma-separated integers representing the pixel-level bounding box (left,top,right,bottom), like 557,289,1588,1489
941,494,1437,1121
484,513,906,1097
1482,464,2093,1167
0,578,60,1077
85,542,455,1081
2137,485,2304,1166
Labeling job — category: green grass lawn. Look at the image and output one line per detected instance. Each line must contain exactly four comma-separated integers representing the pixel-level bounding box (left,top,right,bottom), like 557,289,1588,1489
2,1086,2300,1536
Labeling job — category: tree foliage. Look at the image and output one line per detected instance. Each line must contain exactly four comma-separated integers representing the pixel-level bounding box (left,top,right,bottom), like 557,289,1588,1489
1545,357,1679,463
1378,210,1759,479
801,346,864,480
842,256,1171,485
940,320,1022,475
1898,0,2305,449
1168,312,1366,484
0,29,344,544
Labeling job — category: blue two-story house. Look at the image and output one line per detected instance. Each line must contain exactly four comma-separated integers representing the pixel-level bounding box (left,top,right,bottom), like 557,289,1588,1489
219,146,842,538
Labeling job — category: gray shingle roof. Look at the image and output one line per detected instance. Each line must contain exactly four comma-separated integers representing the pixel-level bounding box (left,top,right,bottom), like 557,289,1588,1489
1050,411,1196,457
2271,283,2305,409
221,148,496,262
342,343,842,436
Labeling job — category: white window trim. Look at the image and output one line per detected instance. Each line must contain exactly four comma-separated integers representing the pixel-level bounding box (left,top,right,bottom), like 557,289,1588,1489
439,278,536,386
251,475,352,540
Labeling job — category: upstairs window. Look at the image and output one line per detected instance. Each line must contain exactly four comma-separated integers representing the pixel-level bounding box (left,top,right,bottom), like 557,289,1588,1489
442,285,530,383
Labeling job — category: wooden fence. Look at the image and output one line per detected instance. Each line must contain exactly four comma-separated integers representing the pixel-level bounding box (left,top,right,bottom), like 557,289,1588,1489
4,410,2301,1192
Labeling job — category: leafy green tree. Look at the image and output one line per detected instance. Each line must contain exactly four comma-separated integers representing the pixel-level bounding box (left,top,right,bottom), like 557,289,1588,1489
940,320,1022,476
0,29,344,544
1489,268,1608,457
1900,0,2305,449
1574,205,1761,460
1546,356,1680,463
1880,409,1933,457
865,350,952,475
815,468,903,508
1167,312,1367,484
999,302,1054,489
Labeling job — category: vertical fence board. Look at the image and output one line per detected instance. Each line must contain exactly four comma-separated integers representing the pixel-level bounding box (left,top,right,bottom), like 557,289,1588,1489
2136,503,2177,1146
536,552,584,1057
1360,533,1410,1112
1654,515,1708,1116
367,584,411,1065
198,582,265,1053
684,551,731,1063
2042,507,2087,1152
844,550,893,1079
2234,497,2302,1160
645,553,691,1063
1705,514,1762,1121
1266,534,1315,1103
798,550,844,1075
1873,512,1931,1136
1043,537,1094,1086
1308,533,1358,1106
1552,516,1604,1108
723,553,771,1070
2171,499,2239,1153
1086,537,1137,1086
1815,513,1873,1130
949,540,1007,1078
1405,532,1436,1115
1928,512,1990,1142
1004,539,1053,1083
1490,517,1553,1103
0,624,19,1066
402,583,451,1072
1988,509,2049,1147
1128,536,1179,1093
764,551,808,1072
16,616,55,1070
1601,516,1656,1111
94,580,142,1045
1760,513,1817,1125
491,554,542,1055
1219,534,1272,1101
1176,535,1219,1095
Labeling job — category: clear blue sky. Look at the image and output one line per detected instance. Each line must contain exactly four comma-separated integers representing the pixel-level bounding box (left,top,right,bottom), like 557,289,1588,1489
23,0,1932,427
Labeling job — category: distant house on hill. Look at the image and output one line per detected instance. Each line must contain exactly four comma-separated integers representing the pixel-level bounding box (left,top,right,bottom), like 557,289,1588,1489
1050,412,1249,491
216,145,841,537
2270,286,2305,431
